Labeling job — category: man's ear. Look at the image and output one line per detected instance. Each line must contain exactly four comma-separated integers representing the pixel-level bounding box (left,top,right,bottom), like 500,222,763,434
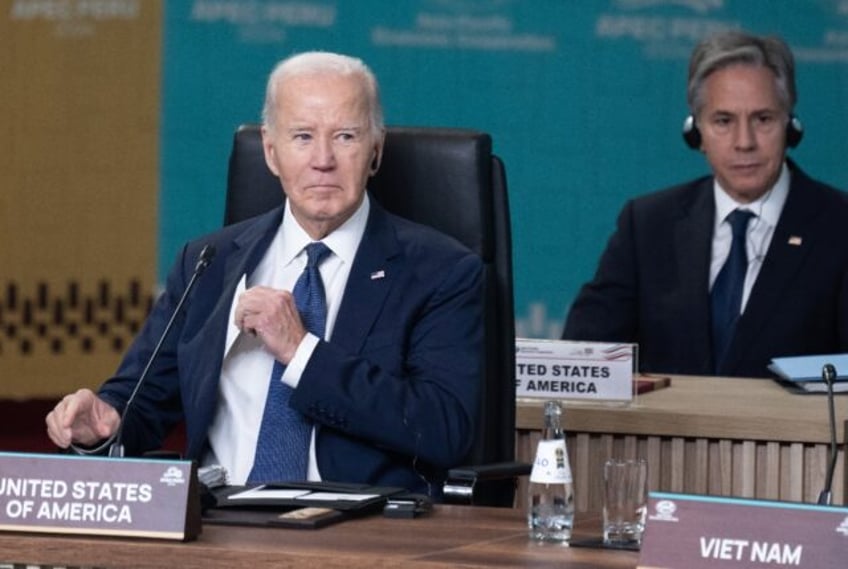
261,126,281,177
369,132,386,175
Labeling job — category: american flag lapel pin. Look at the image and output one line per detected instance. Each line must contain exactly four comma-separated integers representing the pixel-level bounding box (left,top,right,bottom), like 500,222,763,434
787,236,802,246
370,269,386,280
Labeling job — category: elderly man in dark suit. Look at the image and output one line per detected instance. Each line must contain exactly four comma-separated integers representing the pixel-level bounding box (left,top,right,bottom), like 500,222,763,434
563,30,848,378
46,52,482,497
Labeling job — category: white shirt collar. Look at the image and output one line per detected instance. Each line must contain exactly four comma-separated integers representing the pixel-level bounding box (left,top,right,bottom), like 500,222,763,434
281,193,370,266
713,161,790,227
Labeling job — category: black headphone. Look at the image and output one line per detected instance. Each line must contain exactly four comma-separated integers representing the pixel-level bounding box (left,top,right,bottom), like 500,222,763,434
682,114,803,149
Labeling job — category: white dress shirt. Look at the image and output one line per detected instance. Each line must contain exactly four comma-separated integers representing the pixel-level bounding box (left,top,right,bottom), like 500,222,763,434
204,195,369,484
710,162,790,313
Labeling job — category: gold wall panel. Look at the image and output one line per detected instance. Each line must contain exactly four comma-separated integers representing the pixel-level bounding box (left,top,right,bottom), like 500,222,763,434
0,1,161,398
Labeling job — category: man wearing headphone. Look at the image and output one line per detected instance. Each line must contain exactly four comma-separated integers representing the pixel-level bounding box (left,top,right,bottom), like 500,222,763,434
563,30,848,378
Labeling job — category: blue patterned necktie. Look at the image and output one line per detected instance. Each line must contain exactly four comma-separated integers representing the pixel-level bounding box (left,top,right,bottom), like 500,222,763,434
711,209,754,373
248,242,332,483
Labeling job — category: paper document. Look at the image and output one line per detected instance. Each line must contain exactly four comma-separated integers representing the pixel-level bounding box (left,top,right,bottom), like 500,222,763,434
228,486,311,500
225,487,379,503
300,492,379,502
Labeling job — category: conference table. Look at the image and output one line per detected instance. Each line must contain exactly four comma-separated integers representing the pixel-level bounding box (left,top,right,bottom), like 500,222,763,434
515,375,848,512
0,505,637,568
3,375,844,568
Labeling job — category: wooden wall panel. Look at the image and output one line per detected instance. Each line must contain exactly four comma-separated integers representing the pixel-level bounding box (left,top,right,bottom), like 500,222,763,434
515,430,845,513
514,377,847,512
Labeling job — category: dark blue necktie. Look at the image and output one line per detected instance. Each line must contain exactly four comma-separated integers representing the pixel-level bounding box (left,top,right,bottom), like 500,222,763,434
711,209,754,372
248,242,331,483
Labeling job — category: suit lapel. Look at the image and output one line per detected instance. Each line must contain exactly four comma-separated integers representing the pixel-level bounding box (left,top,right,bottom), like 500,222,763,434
330,203,399,353
219,211,284,314
202,207,285,357
673,179,715,364
183,208,283,456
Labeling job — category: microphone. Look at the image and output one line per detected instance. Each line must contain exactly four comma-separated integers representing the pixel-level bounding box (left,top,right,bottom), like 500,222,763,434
71,244,216,457
817,363,838,505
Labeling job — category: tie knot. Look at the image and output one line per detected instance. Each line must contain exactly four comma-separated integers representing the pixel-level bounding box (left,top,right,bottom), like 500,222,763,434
726,209,755,237
304,242,331,268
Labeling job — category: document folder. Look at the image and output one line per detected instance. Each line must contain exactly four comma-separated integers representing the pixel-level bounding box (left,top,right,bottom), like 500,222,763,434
203,481,405,529
769,353,848,394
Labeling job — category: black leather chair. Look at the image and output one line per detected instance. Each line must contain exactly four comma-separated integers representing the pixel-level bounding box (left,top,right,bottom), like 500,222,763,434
224,124,528,506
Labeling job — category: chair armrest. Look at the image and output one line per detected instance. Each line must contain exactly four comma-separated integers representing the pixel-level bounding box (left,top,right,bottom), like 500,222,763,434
443,461,531,507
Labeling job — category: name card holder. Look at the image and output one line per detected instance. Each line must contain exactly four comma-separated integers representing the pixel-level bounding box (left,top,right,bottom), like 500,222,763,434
516,338,638,402
639,492,848,569
0,452,201,541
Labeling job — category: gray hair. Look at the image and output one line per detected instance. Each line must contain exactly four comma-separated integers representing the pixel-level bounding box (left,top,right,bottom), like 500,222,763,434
687,30,796,116
262,51,384,137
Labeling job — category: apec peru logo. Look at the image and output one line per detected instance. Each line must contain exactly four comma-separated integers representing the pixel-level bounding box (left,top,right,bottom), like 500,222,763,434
159,466,186,487
648,499,679,522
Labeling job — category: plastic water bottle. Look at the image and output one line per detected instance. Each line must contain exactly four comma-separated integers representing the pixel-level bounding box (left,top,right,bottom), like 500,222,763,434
527,400,575,543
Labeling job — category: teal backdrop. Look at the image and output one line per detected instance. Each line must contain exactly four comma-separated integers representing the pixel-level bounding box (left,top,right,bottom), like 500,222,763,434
160,1,848,338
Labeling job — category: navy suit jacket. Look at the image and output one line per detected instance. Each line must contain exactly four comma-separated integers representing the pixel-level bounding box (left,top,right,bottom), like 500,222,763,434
563,161,848,378
99,199,483,495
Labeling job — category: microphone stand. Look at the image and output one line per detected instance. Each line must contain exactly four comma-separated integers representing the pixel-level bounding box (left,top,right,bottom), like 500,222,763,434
70,245,215,458
817,363,838,506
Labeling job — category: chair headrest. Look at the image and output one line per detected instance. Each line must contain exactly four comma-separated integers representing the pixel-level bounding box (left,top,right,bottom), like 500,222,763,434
224,125,498,260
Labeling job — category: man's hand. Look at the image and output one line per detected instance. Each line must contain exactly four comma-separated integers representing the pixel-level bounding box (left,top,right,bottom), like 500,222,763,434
45,388,120,448
234,286,307,363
